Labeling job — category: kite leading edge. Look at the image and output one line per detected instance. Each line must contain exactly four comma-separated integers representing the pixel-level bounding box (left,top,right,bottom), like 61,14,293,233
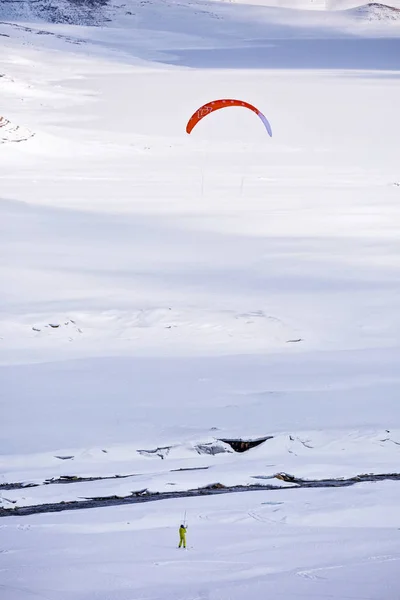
186,99,272,137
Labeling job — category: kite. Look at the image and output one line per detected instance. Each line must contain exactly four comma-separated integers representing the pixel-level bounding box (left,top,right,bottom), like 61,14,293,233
186,99,272,137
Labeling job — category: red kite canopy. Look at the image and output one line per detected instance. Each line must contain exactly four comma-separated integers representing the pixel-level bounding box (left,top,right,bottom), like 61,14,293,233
186,99,272,136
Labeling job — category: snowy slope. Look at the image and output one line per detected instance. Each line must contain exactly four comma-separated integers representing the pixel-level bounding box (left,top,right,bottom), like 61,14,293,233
1,0,400,471
2,484,400,600
1,0,400,596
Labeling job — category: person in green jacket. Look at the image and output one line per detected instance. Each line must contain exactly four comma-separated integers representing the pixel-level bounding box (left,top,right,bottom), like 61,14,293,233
178,524,187,548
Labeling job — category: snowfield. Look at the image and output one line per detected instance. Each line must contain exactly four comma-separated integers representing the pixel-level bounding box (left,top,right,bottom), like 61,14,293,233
2,484,400,600
1,0,400,598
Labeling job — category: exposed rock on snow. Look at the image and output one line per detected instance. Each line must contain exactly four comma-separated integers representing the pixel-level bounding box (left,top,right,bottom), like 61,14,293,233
31,319,82,334
275,471,400,486
0,116,34,143
219,436,273,453
137,446,173,459
198,482,227,490
54,455,75,460
0,0,109,25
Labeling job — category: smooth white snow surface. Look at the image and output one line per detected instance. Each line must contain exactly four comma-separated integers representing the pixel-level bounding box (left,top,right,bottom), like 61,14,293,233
2,484,400,600
1,0,400,596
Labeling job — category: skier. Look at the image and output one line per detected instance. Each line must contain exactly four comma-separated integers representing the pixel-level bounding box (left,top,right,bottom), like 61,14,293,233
178,524,187,548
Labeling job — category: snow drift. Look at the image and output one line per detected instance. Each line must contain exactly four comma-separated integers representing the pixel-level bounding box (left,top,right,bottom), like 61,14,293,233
0,115,34,143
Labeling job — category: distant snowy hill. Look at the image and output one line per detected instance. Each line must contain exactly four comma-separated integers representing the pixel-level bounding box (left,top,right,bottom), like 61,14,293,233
1,0,400,26
349,2,400,19
328,0,400,7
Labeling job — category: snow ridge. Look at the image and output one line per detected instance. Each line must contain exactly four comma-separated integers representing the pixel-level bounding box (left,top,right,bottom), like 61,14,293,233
349,2,400,19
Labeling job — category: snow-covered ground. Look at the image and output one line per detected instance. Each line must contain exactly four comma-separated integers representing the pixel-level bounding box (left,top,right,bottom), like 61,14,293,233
2,483,400,600
1,0,400,597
